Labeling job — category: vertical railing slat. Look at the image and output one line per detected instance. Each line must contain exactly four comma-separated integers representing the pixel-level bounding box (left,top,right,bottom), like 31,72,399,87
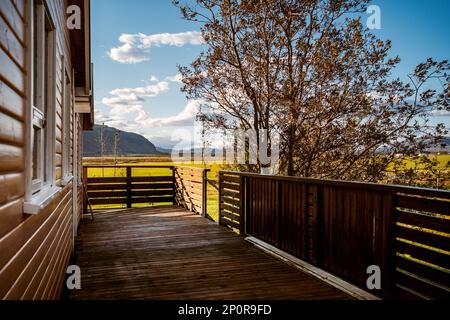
126,167,132,208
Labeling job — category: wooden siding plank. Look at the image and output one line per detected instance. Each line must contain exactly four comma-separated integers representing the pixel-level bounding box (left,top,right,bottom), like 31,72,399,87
0,15,25,68
0,198,24,238
39,216,72,300
0,186,71,271
12,0,25,20
0,172,24,205
21,213,71,299
0,143,23,173
0,111,24,146
4,199,72,299
0,0,25,44
0,47,25,94
0,189,72,298
0,79,24,120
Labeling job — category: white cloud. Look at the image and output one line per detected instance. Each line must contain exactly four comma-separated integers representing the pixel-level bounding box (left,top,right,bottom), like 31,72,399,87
102,81,168,108
109,81,169,98
430,109,450,117
109,31,204,64
101,81,170,126
165,73,183,83
102,93,144,108
139,99,201,128
100,77,201,132
108,42,150,64
94,108,110,123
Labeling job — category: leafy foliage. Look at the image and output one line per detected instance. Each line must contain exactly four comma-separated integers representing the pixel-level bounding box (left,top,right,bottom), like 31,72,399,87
175,0,449,187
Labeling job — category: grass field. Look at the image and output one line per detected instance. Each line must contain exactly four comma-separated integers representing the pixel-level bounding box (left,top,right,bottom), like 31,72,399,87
390,154,450,170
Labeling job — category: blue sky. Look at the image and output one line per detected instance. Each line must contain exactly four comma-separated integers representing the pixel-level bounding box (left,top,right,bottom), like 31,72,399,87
92,0,450,148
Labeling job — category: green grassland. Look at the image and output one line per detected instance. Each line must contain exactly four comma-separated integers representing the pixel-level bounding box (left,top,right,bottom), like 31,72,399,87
389,154,450,170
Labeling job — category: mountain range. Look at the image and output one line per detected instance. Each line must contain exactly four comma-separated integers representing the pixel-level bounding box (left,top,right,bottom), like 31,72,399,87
83,124,450,157
83,125,166,157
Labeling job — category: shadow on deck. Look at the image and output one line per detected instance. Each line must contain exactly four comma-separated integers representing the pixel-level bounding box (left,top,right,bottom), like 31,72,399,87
70,206,351,300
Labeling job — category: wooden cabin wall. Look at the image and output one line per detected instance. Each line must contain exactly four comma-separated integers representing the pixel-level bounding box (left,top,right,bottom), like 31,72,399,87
0,0,82,300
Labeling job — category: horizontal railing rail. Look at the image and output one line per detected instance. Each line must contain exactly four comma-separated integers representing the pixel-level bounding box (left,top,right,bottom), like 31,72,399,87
82,165,209,216
83,166,175,210
218,171,450,300
220,171,450,197
83,165,175,169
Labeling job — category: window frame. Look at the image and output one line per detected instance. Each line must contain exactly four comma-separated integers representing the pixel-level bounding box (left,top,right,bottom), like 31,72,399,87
62,56,73,182
25,1,58,209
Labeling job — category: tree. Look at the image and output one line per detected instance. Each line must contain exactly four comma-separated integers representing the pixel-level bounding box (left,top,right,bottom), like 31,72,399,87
175,0,449,184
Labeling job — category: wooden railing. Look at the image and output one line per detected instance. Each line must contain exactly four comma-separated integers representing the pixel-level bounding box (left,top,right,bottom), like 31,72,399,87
218,171,450,300
174,166,210,216
83,165,209,216
218,172,245,233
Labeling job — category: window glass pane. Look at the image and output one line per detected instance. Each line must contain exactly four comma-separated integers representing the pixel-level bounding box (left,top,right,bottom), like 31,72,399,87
32,126,40,181
64,72,72,176
44,31,49,117
44,121,48,182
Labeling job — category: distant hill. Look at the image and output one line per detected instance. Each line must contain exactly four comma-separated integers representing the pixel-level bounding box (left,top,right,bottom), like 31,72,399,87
427,136,450,154
156,146,173,154
83,125,164,157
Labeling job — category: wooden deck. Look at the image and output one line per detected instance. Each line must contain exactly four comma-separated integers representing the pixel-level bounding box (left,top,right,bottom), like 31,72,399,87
70,206,351,300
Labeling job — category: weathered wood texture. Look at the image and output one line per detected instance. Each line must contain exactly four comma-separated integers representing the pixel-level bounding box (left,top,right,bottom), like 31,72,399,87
84,166,175,209
219,172,243,233
218,171,450,300
70,206,350,300
174,166,208,216
393,194,450,299
0,0,86,300
0,0,27,240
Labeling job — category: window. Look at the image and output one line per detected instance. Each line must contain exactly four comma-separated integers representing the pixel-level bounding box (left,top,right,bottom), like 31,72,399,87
31,2,56,194
62,63,73,181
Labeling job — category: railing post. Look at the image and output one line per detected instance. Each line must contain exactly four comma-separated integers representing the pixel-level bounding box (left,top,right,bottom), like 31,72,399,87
172,167,177,206
218,171,223,227
126,167,132,208
239,175,245,235
83,166,88,215
382,191,395,299
202,169,208,218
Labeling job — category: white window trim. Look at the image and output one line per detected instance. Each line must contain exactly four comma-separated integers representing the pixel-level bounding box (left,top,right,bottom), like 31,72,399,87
31,107,45,194
24,1,59,215
61,62,74,186
24,187,61,215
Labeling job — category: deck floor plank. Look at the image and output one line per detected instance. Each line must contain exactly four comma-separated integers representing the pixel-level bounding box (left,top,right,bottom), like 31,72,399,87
70,206,351,300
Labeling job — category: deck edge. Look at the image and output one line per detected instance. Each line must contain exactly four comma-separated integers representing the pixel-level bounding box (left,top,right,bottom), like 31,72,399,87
245,236,381,301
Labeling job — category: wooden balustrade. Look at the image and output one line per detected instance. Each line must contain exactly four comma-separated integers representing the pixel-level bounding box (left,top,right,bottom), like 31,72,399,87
82,165,449,299
218,171,450,300
82,165,209,215
174,166,210,216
